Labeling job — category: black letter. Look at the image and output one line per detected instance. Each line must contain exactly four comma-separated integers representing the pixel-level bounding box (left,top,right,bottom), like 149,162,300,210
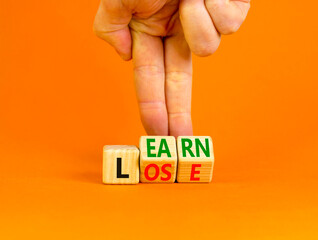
117,158,129,178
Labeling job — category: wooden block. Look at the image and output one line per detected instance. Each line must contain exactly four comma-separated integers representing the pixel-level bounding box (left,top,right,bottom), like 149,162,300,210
103,145,139,184
176,136,214,183
139,136,177,183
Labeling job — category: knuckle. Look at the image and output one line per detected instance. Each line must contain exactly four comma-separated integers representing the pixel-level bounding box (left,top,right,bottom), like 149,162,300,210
138,100,166,111
93,21,108,39
134,65,164,76
206,0,245,35
165,71,192,83
93,24,103,38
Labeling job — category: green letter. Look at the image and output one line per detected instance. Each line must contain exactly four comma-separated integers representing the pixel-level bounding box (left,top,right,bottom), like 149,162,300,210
147,138,156,157
158,139,171,157
181,138,195,157
195,138,210,157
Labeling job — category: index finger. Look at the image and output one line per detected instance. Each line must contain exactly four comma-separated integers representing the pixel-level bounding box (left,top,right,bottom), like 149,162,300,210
132,30,168,135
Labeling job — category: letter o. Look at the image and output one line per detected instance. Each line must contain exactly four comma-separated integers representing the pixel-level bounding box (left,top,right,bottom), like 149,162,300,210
144,164,160,181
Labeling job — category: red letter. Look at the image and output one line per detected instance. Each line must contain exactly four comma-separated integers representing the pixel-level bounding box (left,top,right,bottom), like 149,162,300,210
144,164,160,181
190,164,201,181
161,164,172,181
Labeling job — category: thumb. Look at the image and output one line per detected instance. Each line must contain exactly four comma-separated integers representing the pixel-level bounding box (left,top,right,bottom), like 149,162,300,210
93,0,132,61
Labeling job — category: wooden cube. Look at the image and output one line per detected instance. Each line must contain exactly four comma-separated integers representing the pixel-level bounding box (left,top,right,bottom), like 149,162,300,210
176,136,214,183
139,136,177,183
103,145,139,184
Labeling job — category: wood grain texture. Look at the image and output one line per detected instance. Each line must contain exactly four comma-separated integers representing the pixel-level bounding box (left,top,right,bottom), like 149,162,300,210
176,136,214,183
103,145,139,184
139,136,177,183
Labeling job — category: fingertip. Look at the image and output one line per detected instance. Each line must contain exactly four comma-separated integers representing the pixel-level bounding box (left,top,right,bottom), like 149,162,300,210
168,113,193,138
205,0,250,35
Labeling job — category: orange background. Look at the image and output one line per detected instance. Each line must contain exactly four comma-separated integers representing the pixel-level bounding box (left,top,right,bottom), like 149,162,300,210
1,0,318,239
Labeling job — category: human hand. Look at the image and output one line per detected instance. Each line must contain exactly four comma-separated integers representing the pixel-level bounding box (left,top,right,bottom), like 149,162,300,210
93,0,250,137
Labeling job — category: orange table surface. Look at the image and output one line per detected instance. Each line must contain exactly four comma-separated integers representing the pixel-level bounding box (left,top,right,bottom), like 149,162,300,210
1,142,318,239
1,0,318,239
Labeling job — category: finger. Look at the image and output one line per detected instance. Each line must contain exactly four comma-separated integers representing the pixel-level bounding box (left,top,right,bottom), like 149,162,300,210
132,30,168,135
179,0,221,57
164,24,193,137
93,0,132,60
205,0,251,35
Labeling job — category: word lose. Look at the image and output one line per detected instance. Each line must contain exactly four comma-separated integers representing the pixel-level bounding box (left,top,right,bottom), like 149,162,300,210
103,136,214,184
